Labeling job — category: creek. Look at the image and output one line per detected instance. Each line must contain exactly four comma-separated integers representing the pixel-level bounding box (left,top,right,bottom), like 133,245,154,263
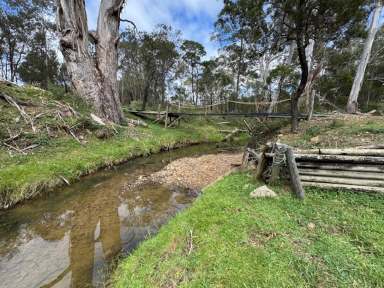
0,143,242,288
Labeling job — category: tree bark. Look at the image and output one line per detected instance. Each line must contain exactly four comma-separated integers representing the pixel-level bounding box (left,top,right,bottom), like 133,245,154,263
347,0,383,114
56,0,125,124
268,42,295,113
291,38,309,132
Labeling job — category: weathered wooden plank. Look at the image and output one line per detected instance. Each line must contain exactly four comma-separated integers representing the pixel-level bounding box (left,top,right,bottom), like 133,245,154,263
300,175,384,187
299,169,384,180
278,154,384,164
297,162,384,172
295,148,384,157
302,182,384,194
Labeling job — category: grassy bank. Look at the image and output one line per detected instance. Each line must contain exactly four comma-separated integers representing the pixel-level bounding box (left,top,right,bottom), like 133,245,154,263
0,122,225,209
0,83,234,208
114,172,384,287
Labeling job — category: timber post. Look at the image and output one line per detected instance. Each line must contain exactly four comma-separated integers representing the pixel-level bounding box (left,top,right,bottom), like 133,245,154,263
255,145,268,180
165,103,169,128
285,147,305,199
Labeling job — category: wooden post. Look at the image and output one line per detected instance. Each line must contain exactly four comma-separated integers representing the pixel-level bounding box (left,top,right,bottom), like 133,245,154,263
255,145,268,180
285,147,305,199
165,103,169,128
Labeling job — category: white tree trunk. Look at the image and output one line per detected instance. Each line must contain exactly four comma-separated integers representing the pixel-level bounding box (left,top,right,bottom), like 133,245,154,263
268,42,295,113
347,0,383,113
56,0,125,123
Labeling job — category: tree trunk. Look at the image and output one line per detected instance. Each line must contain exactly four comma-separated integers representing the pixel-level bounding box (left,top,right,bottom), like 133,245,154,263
236,37,244,100
291,39,309,132
56,0,125,124
347,0,383,114
268,42,295,113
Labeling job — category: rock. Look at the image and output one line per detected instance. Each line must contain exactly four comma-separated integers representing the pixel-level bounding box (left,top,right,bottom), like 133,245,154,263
310,136,320,144
250,185,277,198
307,222,316,230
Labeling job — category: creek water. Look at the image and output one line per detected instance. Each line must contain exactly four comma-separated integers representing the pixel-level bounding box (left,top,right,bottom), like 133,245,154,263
0,144,239,288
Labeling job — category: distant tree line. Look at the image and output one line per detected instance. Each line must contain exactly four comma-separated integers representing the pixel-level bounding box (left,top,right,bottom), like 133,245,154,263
1,0,384,129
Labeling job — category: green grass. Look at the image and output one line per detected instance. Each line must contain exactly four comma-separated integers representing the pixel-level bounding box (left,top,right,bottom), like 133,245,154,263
0,121,225,209
1,83,249,208
113,172,384,288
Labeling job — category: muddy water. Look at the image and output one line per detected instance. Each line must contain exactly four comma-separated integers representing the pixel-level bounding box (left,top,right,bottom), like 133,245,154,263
0,144,239,288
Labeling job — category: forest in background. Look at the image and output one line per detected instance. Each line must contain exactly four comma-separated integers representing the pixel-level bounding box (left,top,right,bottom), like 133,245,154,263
1,0,384,126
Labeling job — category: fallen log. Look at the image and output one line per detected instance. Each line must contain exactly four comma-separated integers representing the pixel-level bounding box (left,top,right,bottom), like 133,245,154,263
302,182,384,194
224,128,242,142
266,153,384,165
295,148,384,157
300,175,384,188
299,169,384,180
357,144,384,149
297,162,384,173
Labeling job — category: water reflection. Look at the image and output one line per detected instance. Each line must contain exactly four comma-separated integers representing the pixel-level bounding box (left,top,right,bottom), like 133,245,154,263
0,144,220,288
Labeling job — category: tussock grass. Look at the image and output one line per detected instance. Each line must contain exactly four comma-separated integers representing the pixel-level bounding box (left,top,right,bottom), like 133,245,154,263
113,172,384,287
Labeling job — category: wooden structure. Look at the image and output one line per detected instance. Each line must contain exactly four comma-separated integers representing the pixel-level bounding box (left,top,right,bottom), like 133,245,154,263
127,110,314,128
248,144,384,195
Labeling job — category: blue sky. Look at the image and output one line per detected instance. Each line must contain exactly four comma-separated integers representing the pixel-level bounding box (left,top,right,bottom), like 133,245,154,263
85,0,224,58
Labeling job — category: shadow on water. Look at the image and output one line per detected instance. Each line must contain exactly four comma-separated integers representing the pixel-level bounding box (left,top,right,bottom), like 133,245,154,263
0,143,236,288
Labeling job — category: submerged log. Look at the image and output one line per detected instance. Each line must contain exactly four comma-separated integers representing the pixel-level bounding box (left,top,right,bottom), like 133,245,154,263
302,182,384,194
300,175,384,188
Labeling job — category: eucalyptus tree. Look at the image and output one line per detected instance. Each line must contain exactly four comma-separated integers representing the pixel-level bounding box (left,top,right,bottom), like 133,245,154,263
180,40,206,104
119,25,180,109
18,31,60,88
56,0,126,123
199,59,233,107
347,0,383,113
215,0,266,100
266,0,367,131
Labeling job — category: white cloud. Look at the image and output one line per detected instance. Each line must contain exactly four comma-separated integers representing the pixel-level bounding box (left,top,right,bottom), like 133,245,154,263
86,0,223,58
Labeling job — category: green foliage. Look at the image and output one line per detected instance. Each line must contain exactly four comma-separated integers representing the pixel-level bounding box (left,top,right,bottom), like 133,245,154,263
114,172,384,287
17,31,60,89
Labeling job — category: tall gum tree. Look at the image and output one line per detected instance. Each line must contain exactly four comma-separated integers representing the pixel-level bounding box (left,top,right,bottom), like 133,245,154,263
56,0,125,123
269,0,367,132
347,0,383,113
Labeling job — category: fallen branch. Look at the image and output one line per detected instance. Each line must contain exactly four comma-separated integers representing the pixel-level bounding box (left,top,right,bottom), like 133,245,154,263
3,142,26,154
59,175,70,185
126,118,148,127
224,128,242,141
1,92,36,132
0,91,36,107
